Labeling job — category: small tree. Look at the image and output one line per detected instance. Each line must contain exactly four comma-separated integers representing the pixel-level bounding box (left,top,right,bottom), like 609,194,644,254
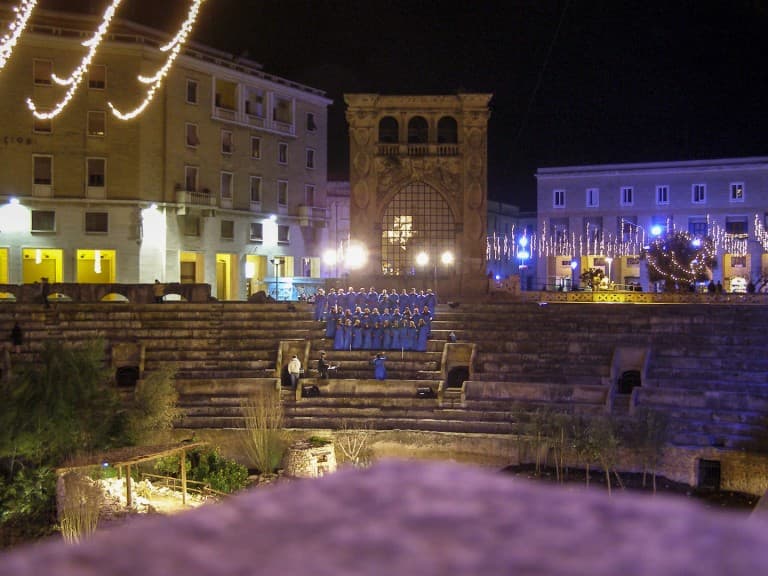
123,366,180,445
240,390,287,475
626,408,669,493
643,230,716,292
589,415,622,496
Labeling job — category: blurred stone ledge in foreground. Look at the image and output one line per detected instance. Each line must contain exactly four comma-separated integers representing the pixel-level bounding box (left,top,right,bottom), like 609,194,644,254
2,460,768,576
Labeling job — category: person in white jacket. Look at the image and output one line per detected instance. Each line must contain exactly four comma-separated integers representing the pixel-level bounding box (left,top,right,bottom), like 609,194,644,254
287,355,302,389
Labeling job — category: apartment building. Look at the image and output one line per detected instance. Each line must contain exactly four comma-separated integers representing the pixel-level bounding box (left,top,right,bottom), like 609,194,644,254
536,157,768,292
0,7,332,300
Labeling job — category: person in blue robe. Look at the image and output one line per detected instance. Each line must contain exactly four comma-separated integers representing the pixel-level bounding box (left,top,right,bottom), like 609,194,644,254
325,305,339,339
314,288,327,321
424,289,437,314
382,320,392,350
372,352,387,380
372,322,383,350
342,318,353,351
390,319,401,350
351,318,363,349
404,320,418,351
333,318,345,350
362,319,372,350
416,318,429,352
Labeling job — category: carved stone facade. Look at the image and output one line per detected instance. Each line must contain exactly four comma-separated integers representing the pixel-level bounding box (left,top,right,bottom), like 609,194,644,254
344,94,492,295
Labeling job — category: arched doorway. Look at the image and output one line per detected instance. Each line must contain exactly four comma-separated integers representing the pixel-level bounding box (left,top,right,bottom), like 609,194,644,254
380,182,455,276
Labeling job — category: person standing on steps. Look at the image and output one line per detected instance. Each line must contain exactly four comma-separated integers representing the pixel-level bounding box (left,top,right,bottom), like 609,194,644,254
372,352,387,381
287,355,302,390
317,351,337,379
10,321,23,354
40,277,51,308
153,279,165,303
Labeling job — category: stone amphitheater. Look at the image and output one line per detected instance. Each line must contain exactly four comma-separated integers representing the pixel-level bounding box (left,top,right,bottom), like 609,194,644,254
3,297,768,494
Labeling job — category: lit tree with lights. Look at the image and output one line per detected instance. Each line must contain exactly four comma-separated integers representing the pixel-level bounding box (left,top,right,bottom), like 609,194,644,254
643,230,716,292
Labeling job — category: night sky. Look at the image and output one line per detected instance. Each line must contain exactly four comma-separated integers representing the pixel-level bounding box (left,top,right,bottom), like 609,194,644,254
36,0,768,210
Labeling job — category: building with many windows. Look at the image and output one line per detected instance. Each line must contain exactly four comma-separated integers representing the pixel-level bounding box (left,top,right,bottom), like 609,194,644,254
535,157,768,292
0,7,332,300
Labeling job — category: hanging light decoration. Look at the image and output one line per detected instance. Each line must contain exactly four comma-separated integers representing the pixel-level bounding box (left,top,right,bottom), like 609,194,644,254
108,0,206,120
0,0,38,71
26,0,124,119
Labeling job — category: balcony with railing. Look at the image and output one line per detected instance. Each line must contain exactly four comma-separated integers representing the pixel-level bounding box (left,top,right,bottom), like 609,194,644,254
376,143,461,157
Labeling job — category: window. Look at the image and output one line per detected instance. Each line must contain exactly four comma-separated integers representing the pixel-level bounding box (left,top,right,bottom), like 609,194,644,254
221,130,233,154
33,114,52,134
186,123,199,147
33,155,53,185
378,116,399,143
305,184,315,206
220,172,233,201
277,180,288,207
250,222,263,242
186,79,198,104
620,186,634,206
730,182,745,202
278,142,288,164
221,220,234,240
33,59,52,85
273,97,292,124
692,184,706,204
306,112,317,132
725,216,748,236
31,210,55,232
553,189,565,208
87,158,106,187
250,176,262,204
250,136,261,159
88,65,106,89
586,187,599,208
305,148,315,169
656,185,670,205
87,111,106,137
407,116,428,143
184,165,198,192
244,89,264,117
85,211,108,233
183,216,201,237
437,116,458,143
278,224,290,244
688,218,708,237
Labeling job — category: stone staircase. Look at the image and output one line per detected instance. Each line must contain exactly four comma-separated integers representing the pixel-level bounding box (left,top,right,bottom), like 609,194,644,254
3,300,768,450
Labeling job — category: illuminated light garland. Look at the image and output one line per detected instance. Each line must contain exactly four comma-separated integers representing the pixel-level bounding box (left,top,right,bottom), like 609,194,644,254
0,0,38,71
26,0,124,119
108,0,206,120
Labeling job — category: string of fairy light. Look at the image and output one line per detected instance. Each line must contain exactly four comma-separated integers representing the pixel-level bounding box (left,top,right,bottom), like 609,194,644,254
0,0,206,121
487,214,754,265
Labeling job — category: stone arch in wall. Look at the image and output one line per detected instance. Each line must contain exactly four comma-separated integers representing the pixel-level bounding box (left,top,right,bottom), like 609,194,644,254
407,116,429,143
380,181,456,276
378,116,399,143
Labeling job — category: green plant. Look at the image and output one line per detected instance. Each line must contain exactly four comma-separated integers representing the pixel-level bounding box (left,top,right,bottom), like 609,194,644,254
240,390,287,474
124,366,180,444
153,447,248,494
0,466,57,548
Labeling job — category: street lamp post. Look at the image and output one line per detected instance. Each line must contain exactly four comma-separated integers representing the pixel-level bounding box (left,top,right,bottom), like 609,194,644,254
605,256,613,287
517,235,530,291
270,257,281,301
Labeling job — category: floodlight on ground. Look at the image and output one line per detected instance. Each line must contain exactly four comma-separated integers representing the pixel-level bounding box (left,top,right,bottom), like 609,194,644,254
416,251,429,267
650,225,663,236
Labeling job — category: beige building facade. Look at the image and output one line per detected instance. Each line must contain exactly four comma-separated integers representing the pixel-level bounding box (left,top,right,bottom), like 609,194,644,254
0,8,331,300
344,93,491,296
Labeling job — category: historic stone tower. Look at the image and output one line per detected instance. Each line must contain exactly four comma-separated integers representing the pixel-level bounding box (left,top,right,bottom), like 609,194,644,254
344,93,492,296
